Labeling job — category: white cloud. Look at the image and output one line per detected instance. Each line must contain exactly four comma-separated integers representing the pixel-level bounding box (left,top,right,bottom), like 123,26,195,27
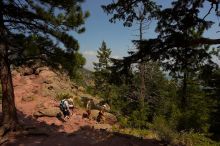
112,55,121,59
81,50,97,71
82,50,97,57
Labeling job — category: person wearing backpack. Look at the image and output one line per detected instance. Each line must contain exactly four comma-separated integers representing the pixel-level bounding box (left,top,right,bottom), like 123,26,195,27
60,98,74,119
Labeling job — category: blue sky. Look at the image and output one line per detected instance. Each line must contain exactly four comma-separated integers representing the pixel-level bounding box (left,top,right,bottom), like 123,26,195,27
74,0,220,70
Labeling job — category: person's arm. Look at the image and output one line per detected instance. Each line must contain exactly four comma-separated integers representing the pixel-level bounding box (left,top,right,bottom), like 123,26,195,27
69,104,74,108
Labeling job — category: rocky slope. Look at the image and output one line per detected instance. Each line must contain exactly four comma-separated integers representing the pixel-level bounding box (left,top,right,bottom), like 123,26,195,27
0,66,162,146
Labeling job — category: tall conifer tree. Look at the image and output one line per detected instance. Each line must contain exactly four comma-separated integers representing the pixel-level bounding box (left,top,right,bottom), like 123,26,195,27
0,0,89,130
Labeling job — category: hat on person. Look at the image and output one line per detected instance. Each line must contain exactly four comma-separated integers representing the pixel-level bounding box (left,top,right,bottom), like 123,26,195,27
67,98,73,104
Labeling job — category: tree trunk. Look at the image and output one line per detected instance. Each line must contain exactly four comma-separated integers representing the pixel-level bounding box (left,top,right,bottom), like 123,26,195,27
139,17,146,108
181,72,187,111
140,63,146,108
0,44,18,129
0,2,18,129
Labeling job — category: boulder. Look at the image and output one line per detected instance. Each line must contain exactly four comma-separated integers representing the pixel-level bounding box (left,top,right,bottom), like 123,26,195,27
33,107,61,118
90,110,100,120
104,112,117,125
90,110,117,125
22,67,34,76
78,86,85,92
35,67,49,75
11,70,19,76
39,69,56,78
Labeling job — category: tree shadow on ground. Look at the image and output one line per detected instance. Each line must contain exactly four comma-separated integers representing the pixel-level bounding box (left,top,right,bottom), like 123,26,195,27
0,110,164,146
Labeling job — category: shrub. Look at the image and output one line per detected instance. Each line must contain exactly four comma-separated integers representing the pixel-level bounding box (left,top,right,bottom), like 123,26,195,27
112,126,153,139
73,97,84,108
55,93,71,100
128,108,149,129
178,131,220,146
151,116,178,144
86,85,95,96
118,116,129,128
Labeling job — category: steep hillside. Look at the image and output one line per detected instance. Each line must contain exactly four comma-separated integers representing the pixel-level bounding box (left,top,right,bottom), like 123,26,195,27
0,66,162,146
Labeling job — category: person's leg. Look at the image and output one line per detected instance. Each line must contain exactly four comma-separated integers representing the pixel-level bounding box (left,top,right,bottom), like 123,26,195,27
63,110,68,118
65,110,70,119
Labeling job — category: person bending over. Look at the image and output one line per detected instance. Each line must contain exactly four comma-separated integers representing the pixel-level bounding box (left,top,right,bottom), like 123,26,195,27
60,98,74,119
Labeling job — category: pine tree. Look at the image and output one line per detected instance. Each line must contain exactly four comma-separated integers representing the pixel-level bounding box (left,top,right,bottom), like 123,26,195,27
0,0,89,130
93,41,112,102
103,0,220,109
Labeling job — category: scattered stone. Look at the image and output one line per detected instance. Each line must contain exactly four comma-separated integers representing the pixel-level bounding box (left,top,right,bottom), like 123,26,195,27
22,96,35,102
48,85,54,90
43,79,53,84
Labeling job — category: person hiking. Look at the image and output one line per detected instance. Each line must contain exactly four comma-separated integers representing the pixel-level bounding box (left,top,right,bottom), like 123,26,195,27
97,104,106,123
60,98,74,119
82,99,93,119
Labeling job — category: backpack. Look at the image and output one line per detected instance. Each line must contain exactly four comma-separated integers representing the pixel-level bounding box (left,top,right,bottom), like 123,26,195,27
60,99,67,111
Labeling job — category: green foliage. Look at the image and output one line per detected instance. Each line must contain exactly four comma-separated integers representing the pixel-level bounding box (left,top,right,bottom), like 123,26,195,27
93,41,112,72
151,116,220,146
86,85,95,96
102,0,160,27
2,0,90,49
93,41,112,101
109,84,130,114
1,0,89,77
117,116,129,128
202,68,220,136
151,116,178,143
55,93,72,101
178,131,220,146
134,61,169,119
157,80,213,133
73,97,84,108
101,0,220,144
70,52,86,80
112,126,152,138
128,107,149,129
